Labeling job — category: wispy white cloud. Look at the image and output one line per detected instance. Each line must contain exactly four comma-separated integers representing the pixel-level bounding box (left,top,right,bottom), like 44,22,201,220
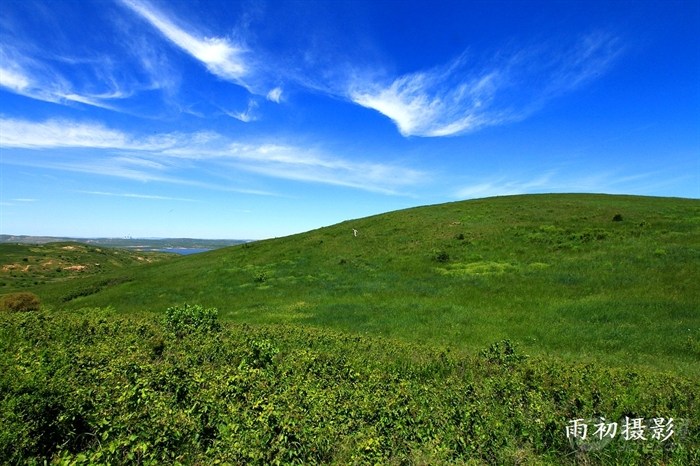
349,32,623,137
0,198,38,207
0,45,138,111
77,190,195,202
545,32,624,96
454,172,557,199
0,2,275,122
118,0,287,104
0,117,159,149
0,48,68,104
266,87,283,103
1,3,622,133
217,144,425,194
160,139,426,194
0,118,115,148
223,99,259,122
0,65,30,92
119,0,247,84
351,62,504,137
0,117,427,194
451,167,674,200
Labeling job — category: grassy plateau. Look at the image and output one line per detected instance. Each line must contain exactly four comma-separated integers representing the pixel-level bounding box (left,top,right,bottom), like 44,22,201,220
1,193,698,464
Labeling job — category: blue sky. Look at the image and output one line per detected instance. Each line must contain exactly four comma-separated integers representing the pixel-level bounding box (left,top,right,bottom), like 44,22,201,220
1,0,698,239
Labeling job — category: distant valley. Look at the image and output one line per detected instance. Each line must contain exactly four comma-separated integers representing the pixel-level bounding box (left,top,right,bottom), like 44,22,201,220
0,234,251,254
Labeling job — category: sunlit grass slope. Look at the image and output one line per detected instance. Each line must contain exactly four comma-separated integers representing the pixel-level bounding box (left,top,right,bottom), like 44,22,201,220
41,194,700,375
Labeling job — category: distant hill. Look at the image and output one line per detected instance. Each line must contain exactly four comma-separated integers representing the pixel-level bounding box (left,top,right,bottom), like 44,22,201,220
0,241,175,290
0,235,251,252
10,193,700,376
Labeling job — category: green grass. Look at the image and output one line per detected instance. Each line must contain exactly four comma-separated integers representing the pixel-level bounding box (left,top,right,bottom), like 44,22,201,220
2,193,699,463
12,194,700,376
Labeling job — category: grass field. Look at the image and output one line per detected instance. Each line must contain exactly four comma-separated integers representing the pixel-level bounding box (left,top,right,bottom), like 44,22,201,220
1,193,698,463
18,193,699,376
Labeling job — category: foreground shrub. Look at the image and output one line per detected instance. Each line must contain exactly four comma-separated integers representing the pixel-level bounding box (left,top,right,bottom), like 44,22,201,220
480,339,527,367
0,291,41,312
164,303,220,335
0,308,697,465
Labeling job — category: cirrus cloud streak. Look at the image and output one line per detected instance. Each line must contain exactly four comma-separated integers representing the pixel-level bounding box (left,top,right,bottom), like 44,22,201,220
118,0,247,84
349,32,624,137
0,117,427,195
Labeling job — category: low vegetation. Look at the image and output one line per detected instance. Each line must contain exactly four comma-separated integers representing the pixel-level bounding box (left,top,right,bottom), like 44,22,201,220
2,194,698,463
1,307,697,464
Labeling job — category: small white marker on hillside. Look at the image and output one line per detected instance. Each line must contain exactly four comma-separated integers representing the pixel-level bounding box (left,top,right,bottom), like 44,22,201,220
352,229,358,237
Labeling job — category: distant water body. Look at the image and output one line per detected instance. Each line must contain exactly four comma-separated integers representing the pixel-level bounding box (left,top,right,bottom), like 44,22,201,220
158,248,212,255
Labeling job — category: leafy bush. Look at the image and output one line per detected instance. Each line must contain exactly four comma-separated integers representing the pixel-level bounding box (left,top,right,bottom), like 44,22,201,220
1,309,697,464
164,303,220,335
480,339,527,367
243,338,279,369
0,291,41,312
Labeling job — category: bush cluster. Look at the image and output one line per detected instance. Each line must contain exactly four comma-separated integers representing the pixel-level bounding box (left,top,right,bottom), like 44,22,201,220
0,291,41,312
164,303,221,335
0,307,697,464
60,277,130,302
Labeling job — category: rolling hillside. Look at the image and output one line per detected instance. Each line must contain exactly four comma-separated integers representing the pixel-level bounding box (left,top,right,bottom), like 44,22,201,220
0,241,174,291
3,193,699,464
19,193,700,375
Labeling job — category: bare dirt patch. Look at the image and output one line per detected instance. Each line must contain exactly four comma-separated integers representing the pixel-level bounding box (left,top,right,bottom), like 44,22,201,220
63,265,88,271
2,264,30,273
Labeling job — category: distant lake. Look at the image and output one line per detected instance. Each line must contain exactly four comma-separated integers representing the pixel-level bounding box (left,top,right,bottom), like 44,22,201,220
157,248,212,255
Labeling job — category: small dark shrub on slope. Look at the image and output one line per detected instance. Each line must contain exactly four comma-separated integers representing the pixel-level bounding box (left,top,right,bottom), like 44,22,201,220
432,249,450,263
0,292,41,312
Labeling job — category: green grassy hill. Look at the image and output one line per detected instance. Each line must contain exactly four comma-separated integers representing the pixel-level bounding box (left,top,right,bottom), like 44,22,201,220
2,193,699,464
0,241,174,291
29,193,700,376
